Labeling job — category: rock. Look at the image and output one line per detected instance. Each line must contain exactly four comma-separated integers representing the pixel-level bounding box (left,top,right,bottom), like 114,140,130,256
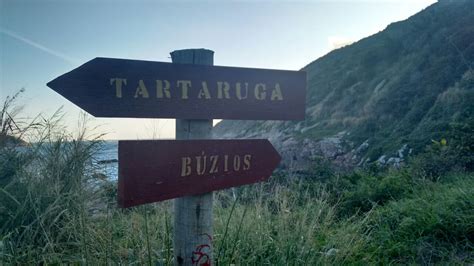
92,172,108,180
325,248,339,256
317,137,343,159
300,123,319,133
97,159,118,164
355,140,369,154
214,121,357,172
387,157,402,168
397,144,408,158
377,155,387,164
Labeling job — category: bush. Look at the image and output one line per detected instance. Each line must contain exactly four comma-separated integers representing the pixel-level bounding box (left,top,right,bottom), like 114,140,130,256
326,171,414,217
362,176,474,264
409,120,474,180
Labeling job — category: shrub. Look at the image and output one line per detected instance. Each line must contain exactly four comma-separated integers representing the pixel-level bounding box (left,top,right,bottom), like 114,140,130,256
362,176,474,264
409,119,474,180
327,171,414,217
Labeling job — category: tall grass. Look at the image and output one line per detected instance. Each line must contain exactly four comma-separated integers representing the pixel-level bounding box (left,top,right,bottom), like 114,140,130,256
364,177,474,264
213,181,369,265
1,94,472,264
0,109,104,263
0,113,365,264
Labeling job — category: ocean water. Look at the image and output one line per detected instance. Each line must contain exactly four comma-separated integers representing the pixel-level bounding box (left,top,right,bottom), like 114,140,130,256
95,140,119,180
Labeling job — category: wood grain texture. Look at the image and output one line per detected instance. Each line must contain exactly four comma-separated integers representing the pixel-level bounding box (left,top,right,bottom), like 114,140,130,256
173,48,214,266
47,55,306,120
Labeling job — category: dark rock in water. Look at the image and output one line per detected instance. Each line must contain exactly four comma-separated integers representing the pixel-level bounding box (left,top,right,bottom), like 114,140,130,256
92,172,108,180
97,159,118,164
1,134,29,148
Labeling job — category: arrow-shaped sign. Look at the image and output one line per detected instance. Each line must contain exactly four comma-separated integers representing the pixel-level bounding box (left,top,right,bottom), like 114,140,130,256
118,139,281,208
47,57,306,120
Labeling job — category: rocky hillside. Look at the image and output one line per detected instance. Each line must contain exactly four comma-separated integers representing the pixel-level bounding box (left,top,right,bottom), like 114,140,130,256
213,0,474,171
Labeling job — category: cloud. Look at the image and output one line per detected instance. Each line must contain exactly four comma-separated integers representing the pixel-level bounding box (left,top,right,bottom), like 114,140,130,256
0,27,79,65
327,36,355,50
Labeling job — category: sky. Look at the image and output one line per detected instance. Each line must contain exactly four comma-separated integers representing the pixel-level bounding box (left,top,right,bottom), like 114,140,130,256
1,0,435,140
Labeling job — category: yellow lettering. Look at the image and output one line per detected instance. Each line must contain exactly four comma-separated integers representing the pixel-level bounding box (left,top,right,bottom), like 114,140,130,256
134,80,149,98
110,78,127,98
209,155,219,174
243,154,251,170
177,80,191,99
236,82,249,100
233,155,241,171
271,83,283,101
181,157,192,177
217,81,230,99
254,83,266,100
224,155,229,172
198,81,212,99
196,152,207,175
156,80,171,98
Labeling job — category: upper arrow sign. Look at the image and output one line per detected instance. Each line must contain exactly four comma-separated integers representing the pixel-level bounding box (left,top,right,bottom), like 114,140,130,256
47,57,306,120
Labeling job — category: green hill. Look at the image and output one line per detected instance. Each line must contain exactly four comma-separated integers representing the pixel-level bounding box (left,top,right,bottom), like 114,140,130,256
214,0,474,170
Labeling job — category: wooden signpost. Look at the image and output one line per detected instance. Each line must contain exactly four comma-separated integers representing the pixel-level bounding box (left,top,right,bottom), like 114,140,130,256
118,139,281,208
47,48,306,266
172,49,215,266
46,56,306,120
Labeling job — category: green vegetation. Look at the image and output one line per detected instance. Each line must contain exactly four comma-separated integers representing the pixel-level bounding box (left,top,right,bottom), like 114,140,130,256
2,1,474,263
215,0,474,162
1,104,472,264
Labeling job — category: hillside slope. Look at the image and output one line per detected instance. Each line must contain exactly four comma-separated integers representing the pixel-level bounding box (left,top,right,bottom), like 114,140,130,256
213,0,474,171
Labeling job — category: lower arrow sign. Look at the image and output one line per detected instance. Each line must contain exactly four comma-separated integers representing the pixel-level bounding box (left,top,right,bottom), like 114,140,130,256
118,139,281,208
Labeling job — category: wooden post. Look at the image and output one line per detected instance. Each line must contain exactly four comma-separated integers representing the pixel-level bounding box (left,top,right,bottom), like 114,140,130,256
171,49,214,266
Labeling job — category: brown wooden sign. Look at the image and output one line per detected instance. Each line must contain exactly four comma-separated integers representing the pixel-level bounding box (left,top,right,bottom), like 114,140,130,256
47,57,306,120
118,139,281,208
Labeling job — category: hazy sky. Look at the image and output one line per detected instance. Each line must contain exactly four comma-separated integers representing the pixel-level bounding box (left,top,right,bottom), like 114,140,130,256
1,0,435,140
